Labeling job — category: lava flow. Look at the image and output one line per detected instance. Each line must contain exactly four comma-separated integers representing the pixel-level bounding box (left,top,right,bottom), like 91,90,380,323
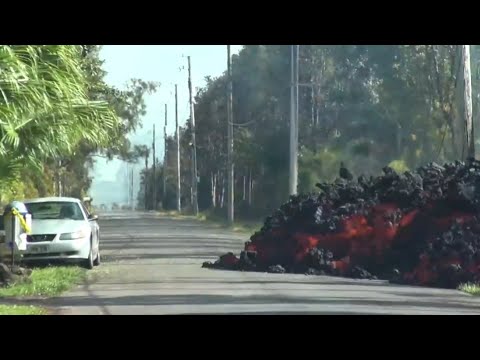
203,159,480,289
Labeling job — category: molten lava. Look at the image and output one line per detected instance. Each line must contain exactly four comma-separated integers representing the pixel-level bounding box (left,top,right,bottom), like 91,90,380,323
203,159,480,289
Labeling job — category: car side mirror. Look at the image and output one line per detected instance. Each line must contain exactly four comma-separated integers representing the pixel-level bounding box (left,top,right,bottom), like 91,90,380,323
88,214,98,221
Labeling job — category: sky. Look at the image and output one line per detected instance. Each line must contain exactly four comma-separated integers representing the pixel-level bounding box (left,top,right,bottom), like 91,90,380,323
90,45,243,205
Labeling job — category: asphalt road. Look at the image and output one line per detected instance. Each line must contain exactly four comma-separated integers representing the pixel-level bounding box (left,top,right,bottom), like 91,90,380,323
48,211,480,315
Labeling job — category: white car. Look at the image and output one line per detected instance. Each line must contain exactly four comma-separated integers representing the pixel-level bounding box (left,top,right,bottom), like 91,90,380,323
22,197,101,269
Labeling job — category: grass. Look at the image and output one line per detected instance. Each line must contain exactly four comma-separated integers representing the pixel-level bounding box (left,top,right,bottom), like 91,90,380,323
158,210,194,220
156,209,262,235
459,283,480,296
230,221,262,234
0,266,86,298
0,304,46,315
199,211,261,235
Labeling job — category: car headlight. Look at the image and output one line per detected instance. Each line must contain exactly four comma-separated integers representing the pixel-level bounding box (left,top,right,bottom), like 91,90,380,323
60,229,89,240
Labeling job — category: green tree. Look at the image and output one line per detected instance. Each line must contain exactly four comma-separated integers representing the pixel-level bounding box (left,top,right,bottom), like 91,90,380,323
141,45,474,222
0,45,159,204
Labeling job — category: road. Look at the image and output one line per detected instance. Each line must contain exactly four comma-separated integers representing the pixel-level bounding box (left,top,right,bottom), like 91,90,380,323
47,211,480,315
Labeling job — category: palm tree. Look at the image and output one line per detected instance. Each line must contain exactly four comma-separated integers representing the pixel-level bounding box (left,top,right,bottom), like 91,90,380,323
0,45,119,195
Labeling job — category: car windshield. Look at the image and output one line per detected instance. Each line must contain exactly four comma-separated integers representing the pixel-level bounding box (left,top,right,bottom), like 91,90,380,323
26,202,84,221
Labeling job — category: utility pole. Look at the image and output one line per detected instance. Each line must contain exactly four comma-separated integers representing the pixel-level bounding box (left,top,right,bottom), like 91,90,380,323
227,45,234,225
152,124,157,210
296,45,299,152
144,152,148,211
457,45,475,159
163,104,168,208
188,56,199,216
289,45,299,196
175,84,181,212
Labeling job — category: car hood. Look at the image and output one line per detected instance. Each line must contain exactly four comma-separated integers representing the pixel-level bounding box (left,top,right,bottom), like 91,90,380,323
31,219,88,235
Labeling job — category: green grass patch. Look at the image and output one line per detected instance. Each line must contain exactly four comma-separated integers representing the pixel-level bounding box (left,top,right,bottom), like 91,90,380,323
231,222,262,234
0,266,86,298
157,209,262,235
459,283,480,296
156,210,194,220
0,304,46,315
198,210,261,235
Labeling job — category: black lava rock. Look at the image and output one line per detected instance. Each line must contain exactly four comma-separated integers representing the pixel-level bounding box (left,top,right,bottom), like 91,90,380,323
206,159,480,289
347,266,373,279
305,248,334,271
267,265,286,274
305,268,326,276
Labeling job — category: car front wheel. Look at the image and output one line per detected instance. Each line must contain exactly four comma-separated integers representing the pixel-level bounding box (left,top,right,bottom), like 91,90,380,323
82,241,94,270
93,232,100,266
93,249,101,266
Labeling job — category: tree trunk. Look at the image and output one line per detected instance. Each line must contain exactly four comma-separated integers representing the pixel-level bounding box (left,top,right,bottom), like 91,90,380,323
396,123,402,158
190,186,193,207
311,78,315,127
248,170,253,206
216,172,221,207
55,161,60,196
449,45,474,160
211,172,216,208
430,45,459,159
242,175,246,201
220,176,225,208
455,45,475,159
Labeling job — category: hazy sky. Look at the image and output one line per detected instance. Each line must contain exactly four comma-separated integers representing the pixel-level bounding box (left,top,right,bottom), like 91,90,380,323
90,45,242,203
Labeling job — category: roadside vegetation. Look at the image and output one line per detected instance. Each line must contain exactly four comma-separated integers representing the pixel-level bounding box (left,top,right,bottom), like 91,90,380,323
138,45,480,229
0,45,157,208
197,210,261,235
459,283,480,296
0,304,46,315
0,45,157,315
0,265,90,315
157,209,261,235
0,266,86,298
